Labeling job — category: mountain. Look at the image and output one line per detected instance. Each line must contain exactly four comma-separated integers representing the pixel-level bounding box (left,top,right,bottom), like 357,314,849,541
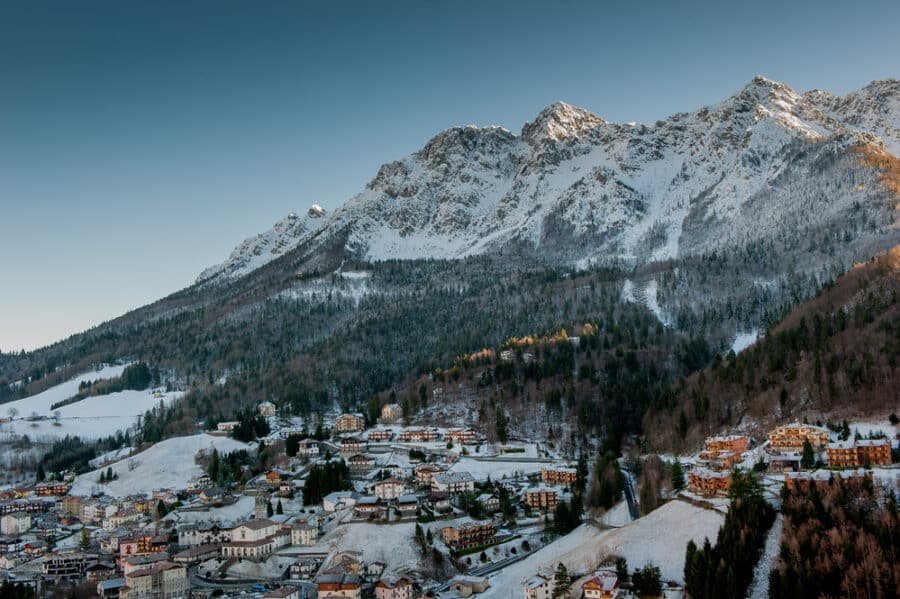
2,77,898,443
197,204,328,283
198,76,900,284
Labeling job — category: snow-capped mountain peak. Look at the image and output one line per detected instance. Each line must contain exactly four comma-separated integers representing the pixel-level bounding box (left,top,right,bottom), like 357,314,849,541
522,100,606,144
196,204,328,283
198,77,900,284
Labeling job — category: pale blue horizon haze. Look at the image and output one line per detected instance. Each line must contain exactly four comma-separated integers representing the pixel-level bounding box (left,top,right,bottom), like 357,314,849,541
1,0,899,351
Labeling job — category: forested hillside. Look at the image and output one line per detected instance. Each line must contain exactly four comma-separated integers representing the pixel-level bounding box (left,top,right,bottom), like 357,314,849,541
644,245,900,452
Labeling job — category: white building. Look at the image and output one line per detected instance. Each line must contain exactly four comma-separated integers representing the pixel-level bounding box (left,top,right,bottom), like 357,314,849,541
0,512,30,535
291,522,317,546
431,471,475,494
373,478,405,501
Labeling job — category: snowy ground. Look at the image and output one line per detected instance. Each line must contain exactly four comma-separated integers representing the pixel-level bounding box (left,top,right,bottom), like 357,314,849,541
69,434,251,498
163,495,256,527
0,363,183,440
318,520,424,576
3,389,182,441
731,330,760,354
448,457,548,482
599,501,632,527
746,513,783,599
483,499,724,595
2,364,127,416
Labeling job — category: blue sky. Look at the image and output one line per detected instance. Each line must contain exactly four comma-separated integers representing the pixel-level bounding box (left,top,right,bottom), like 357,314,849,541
1,0,898,351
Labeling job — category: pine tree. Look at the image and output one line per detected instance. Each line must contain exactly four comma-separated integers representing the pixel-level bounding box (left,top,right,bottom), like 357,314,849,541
552,562,571,598
78,528,90,550
671,458,686,492
276,500,283,515
800,439,815,470
266,500,274,518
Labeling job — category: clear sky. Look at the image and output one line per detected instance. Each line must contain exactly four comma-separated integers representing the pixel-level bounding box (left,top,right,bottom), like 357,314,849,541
1,0,898,351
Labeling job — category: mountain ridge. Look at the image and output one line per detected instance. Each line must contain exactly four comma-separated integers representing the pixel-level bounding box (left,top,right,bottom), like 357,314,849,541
198,76,900,285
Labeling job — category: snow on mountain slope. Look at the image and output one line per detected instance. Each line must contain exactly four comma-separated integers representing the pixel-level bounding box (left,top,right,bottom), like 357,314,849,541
197,204,328,282
69,433,251,497
198,77,900,283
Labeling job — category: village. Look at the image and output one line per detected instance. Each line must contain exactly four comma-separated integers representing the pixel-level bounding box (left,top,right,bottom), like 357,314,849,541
0,378,897,599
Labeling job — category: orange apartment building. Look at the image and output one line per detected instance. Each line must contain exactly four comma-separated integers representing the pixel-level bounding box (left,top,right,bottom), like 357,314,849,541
688,468,731,497
826,439,892,468
784,468,873,492
768,423,830,452
524,486,558,511
441,519,496,550
540,467,578,486
398,428,440,443
335,414,365,433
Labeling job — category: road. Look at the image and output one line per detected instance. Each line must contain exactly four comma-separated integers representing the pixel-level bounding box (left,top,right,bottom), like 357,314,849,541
620,468,640,520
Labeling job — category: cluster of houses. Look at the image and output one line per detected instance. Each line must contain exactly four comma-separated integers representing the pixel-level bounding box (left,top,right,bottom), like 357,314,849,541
688,422,896,497
0,398,601,599
525,567,621,599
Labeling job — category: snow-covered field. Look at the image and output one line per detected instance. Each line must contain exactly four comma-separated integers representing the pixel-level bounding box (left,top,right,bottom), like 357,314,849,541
484,499,724,595
165,495,256,528
2,364,126,415
70,434,251,498
449,457,548,481
599,500,632,527
731,330,760,354
319,520,423,576
0,364,182,440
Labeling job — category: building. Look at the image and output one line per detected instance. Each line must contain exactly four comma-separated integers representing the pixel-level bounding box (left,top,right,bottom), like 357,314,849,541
583,571,621,599
335,413,365,433
432,471,475,494
171,544,219,566
446,428,478,446
323,491,357,512
354,496,383,518
119,535,168,559
97,578,126,599
448,575,490,597
1,512,31,535
105,509,142,530
397,427,440,443
415,464,448,486
60,495,82,517
540,467,578,486
291,521,317,546
42,552,98,581
768,423,830,452
177,523,231,547
477,493,500,514
373,478,405,501
688,468,731,497
704,435,750,454
316,572,361,599
524,486,558,511
121,561,188,599
524,571,554,599
258,401,277,417
34,481,69,496
265,471,283,485
375,576,412,599
441,519,495,550
220,518,290,560
290,557,324,580
767,451,802,473
347,454,376,472
341,437,367,454
368,430,394,442
396,494,419,517
698,435,749,470
826,439,892,468
297,438,320,457
380,403,403,423
784,468,873,492
216,421,239,432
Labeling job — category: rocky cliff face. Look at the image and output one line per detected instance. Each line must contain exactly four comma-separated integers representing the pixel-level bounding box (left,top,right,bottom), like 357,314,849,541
199,77,900,283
